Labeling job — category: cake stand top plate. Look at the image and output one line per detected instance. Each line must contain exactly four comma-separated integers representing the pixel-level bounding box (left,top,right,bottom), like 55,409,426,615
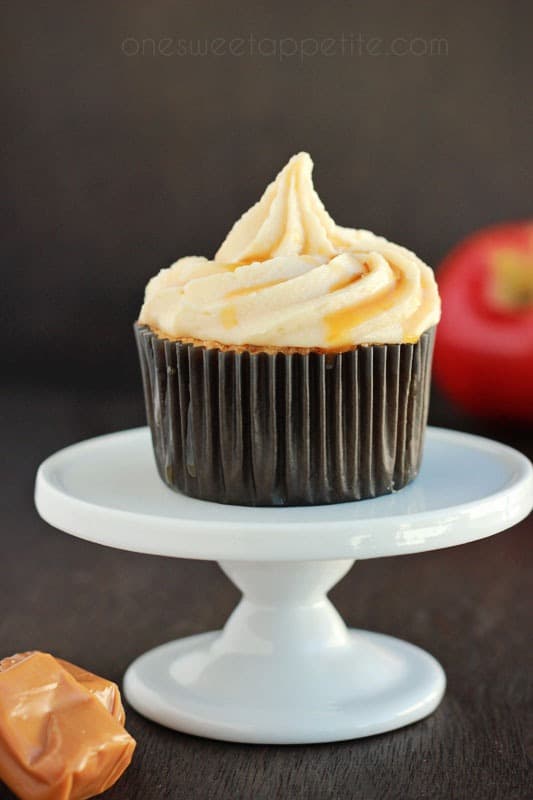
35,426,532,562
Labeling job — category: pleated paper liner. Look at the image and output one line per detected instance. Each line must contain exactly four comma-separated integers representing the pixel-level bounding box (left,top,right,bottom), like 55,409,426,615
135,324,435,506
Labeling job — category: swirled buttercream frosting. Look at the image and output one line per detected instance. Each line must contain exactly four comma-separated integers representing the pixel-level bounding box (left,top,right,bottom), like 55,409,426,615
139,153,440,348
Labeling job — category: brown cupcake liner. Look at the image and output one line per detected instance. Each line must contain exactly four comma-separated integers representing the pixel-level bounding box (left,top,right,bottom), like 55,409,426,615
135,324,435,506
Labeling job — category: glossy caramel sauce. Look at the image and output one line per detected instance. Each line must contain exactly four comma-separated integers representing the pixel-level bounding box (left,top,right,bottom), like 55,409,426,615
328,263,366,294
324,265,405,346
226,278,286,299
222,256,262,271
220,306,238,328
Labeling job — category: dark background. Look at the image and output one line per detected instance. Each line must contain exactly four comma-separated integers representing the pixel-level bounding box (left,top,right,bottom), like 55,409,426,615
1,2,532,799
2,0,532,387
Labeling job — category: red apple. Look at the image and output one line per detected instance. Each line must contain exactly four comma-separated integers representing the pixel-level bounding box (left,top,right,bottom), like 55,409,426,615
434,221,533,421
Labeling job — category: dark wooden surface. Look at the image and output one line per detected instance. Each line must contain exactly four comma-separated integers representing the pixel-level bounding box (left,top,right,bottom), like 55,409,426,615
1,384,532,800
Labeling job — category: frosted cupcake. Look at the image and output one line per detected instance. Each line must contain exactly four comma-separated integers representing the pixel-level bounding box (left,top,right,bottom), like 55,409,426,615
136,153,440,505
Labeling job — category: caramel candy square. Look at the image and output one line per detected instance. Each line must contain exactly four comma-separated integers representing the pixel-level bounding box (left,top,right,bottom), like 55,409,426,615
0,652,135,800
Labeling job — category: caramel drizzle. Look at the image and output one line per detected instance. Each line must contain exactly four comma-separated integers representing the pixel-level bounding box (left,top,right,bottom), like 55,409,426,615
220,259,409,342
225,261,364,306
222,255,264,271
222,255,320,297
328,264,367,294
220,306,238,329
325,265,405,346
225,278,287,299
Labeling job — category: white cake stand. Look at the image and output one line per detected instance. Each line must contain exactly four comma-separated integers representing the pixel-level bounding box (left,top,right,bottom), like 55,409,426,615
35,427,532,745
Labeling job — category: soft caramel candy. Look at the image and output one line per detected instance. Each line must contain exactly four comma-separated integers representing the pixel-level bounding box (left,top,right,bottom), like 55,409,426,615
0,652,135,800
56,659,126,726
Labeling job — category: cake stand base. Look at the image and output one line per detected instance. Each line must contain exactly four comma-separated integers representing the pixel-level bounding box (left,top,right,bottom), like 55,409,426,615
124,559,445,743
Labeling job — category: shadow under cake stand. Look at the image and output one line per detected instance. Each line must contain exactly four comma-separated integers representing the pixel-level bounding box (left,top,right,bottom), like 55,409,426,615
35,426,533,744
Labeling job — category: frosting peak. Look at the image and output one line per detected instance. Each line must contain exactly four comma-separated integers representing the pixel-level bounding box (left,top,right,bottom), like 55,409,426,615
139,154,440,349
215,152,355,263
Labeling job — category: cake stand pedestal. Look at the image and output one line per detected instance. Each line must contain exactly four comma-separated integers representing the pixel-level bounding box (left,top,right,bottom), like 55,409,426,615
35,427,532,744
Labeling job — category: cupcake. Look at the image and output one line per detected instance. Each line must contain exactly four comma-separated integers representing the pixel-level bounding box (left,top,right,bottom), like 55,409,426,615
136,153,440,506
